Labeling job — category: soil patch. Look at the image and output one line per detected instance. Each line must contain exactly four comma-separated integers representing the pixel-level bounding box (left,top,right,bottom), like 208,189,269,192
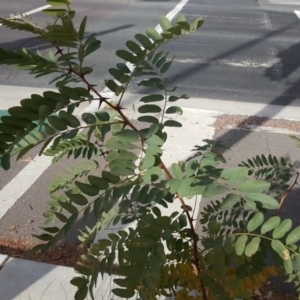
0,237,85,268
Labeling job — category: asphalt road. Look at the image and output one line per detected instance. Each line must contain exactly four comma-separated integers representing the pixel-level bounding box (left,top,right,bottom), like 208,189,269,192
1,0,300,105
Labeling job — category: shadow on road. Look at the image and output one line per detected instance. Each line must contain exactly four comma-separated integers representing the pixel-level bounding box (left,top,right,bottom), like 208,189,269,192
211,40,300,151
1,24,135,51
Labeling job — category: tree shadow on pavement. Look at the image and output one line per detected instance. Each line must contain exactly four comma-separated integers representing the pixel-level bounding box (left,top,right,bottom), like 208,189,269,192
200,128,300,295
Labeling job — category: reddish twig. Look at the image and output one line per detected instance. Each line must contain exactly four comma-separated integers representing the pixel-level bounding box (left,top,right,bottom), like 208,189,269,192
159,162,208,300
276,171,299,214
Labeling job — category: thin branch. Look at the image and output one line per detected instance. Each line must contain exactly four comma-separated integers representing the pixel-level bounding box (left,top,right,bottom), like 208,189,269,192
159,161,208,300
276,171,299,214
117,76,132,107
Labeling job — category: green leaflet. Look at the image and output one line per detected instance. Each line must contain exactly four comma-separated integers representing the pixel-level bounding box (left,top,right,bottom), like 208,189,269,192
142,167,162,184
224,236,234,254
177,21,190,31
245,237,261,257
146,134,164,146
272,219,292,239
171,163,183,178
235,235,248,256
141,124,159,139
221,166,249,183
140,154,155,171
148,254,161,279
125,247,149,265
84,33,102,57
247,212,264,232
112,288,135,299
39,105,53,117
237,180,270,193
200,151,225,167
109,68,130,84
156,55,167,68
135,33,154,50
234,291,253,300
102,170,120,184
221,194,240,210
168,94,189,102
203,182,228,198
243,193,279,210
271,240,290,261
58,200,78,214
75,181,99,196
138,115,159,124
160,60,173,73
106,150,138,162
70,277,89,288
286,225,300,245
185,159,198,177
78,15,87,40
165,106,183,115
177,178,194,198
113,277,140,288
88,176,109,190
114,129,140,143
190,17,204,32
140,94,164,103
164,120,182,127
168,26,182,36
145,27,163,41
108,159,136,172
58,110,80,128
292,255,300,272
95,111,110,122
126,40,142,53
138,104,161,114
106,137,138,150
145,144,162,156
116,49,137,64
1,153,11,170
9,107,39,120
66,192,88,206
48,115,68,130
160,16,172,32
261,216,281,234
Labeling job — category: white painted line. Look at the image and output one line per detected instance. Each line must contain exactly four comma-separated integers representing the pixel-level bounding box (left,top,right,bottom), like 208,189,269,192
0,155,53,219
0,5,51,26
173,57,280,69
173,96,300,122
295,10,300,19
24,5,51,16
0,254,8,266
0,86,92,219
165,0,190,21
269,0,300,4
155,0,189,33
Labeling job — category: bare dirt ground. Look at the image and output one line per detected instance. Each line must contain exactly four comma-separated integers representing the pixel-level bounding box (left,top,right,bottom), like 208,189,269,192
0,237,85,268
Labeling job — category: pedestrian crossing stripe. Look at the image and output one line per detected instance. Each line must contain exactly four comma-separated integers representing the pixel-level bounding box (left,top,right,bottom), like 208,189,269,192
268,0,300,5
